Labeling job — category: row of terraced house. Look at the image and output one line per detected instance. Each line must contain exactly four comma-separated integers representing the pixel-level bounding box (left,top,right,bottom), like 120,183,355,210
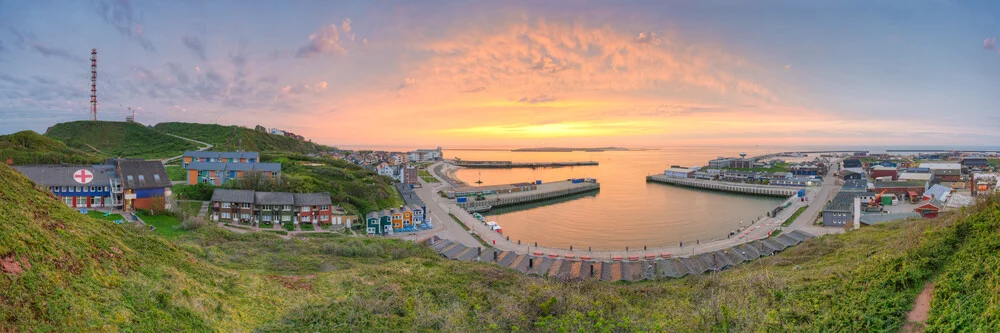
210,189,357,228
182,151,281,186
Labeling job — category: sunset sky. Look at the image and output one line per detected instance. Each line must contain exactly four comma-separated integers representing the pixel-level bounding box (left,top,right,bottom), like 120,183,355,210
1,0,999,147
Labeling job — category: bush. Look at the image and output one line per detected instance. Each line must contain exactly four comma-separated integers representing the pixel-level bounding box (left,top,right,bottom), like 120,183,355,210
173,182,215,201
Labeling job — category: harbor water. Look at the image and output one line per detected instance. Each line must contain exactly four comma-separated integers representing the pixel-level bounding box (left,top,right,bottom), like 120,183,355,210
447,147,789,250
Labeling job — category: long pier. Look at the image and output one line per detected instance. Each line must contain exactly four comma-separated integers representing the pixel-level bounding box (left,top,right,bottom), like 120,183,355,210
451,160,598,168
646,175,797,197
456,180,600,210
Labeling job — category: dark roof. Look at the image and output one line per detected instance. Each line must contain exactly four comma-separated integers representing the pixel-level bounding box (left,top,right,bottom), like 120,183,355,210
185,162,281,172
873,181,926,188
825,191,875,212
118,160,172,189
13,164,116,187
293,192,331,206
843,159,862,168
211,189,256,203
184,151,260,159
254,191,294,205
841,179,868,192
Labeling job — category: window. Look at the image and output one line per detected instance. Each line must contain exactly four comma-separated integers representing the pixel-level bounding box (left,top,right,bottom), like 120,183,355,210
262,215,272,222
153,174,160,182
302,216,311,222
320,205,330,211
241,213,251,220
51,187,57,192
281,215,291,222
221,202,231,208
63,197,73,206
221,212,231,219
301,206,311,212
229,171,237,178
320,215,329,221
91,197,101,205
105,186,109,191
241,203,251,209
283,205,292,211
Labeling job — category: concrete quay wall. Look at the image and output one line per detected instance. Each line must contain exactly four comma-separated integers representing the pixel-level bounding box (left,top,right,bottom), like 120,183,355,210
457,182,600,210
647,175,797,197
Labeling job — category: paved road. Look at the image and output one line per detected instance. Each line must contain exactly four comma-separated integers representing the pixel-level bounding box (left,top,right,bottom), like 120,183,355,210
160,133,213,164
405,161,846,260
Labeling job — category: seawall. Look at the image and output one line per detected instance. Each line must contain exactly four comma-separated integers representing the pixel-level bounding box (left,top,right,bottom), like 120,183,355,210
456,181,600,210
646,175,797,197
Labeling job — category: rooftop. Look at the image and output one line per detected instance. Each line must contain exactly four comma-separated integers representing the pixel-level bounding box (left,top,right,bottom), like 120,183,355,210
825,191,875,212
860,212,920,225
118,160,172,189
211,189,256,203
293,192,332,206
842,179,869,192
254,191,294,205
185,161,282,172
184,151,260,159
13,164,117,187
873,181,927,188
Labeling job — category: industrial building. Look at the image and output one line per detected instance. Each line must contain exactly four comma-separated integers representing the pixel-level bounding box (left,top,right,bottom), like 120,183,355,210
841,179,869,192
664,166,698,179
840,170,863,180
843,159,862,169
961,158,990,170
823,191,872,227
919,163,962,182
872,181,927,198
914,199,944,218
870,166,899,180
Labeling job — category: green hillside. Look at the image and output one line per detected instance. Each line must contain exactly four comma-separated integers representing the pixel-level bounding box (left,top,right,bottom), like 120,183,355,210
153,122,333,154
45,121,198,159
0,130,104,165
2,162,999,331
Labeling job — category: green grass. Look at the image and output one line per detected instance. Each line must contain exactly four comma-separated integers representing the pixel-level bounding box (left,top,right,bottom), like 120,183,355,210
4,161,1000,331
0,130,105,165
177,201,203,217
152,122,333,154
782,206,808,227
85,210,124,222
136,211,184,238
165,165,186,182
263,229,288,236
299,223,315,231
282,223,296,231
261,153,404,217
418,170,439,183
45,121,198,159
449,213,491,248
768,229,782,238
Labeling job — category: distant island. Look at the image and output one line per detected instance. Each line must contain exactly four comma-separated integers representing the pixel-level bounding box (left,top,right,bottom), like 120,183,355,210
511,147,652,152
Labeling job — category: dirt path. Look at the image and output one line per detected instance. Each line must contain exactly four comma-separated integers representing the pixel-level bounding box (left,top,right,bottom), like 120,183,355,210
902,282,934,332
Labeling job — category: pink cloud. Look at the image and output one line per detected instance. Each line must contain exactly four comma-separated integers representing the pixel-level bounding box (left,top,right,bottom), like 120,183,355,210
985,37,996,50
295,19,362,58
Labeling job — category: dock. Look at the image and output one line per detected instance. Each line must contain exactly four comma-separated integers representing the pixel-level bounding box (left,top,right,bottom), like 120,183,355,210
450,160,598,168
646,175,797,197
455,180,600,210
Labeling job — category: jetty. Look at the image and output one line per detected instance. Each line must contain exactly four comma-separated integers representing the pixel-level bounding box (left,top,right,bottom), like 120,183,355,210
451,179,600,210
450,160,598,168
646,175,797,197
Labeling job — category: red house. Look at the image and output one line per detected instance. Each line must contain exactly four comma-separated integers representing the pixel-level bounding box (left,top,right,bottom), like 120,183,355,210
870,166,898,180
293,193,333,225
914,199,944,218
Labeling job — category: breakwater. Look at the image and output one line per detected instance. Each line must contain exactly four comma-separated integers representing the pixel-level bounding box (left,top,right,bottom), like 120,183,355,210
451,160,598,168
456,181,600,210
647,175,797,197
423,229,815,282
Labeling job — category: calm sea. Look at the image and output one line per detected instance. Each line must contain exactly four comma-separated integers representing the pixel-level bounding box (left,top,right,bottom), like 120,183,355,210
446,147,793,250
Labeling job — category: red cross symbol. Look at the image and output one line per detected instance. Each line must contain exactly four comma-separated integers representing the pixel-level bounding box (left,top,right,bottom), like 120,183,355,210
74,169,93,184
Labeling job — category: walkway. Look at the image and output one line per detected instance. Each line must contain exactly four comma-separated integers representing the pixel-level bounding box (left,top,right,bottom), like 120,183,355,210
159,133,213,164
422,229,814,282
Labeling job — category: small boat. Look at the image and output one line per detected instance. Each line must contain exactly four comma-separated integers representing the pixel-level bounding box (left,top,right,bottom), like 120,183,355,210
473,213,486,221
485,221,502,234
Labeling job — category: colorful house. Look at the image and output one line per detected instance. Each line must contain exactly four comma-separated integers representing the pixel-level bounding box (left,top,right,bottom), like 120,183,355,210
182,151,259,167
293,192,333,225
402,206,413,227
13,164,119,208
185,161,281,186
116,159,172,211
380,210,393,234
914,199,944,218
391,209,403,229
410,205,425,224
366,212,380,235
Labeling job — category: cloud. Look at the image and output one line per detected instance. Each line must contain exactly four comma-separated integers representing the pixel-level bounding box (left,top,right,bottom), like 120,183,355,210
6,28,84,62
316,81,328,91
394,77,416,91
784,64,791,71
516,94,557,104
94,0,156,52
182,35,206,61
985,37,996,50
295,19,362,58
633,31,662,45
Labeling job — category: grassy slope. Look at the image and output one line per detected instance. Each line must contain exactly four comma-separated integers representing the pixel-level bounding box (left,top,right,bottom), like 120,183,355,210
264,153,404,216
152,122,332,154
0,130,105,165
2,162,998,331
45,121,197,159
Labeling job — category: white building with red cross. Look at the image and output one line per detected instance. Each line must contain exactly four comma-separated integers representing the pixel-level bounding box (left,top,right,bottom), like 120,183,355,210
13,164,120,209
